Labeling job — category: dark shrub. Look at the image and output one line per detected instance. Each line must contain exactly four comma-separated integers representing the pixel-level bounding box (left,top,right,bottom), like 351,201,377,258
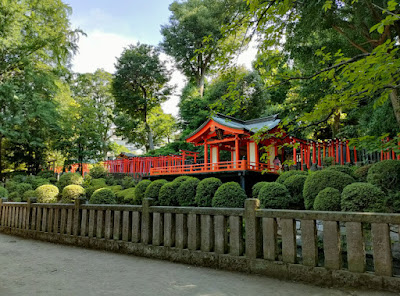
303,170,355,210
31,177,50,189
313,187,341,211
105,174,117,186
37,170,55,179
341,182,385,212
283,175,307,209
89,188,116,204
116,188,137,205
85,178,107,198
258,182,291,209
144,179,168,205
177,177,200,206
195,177,222,207
11,174,26,183
159,182,181,206
212,182,247,208
61,185,86,203
322,157,335,167
35,185,59,203
367,160,400,192
5,181,18,193
386,191,400,213
134,180,151,204
22,190,37,202
353,164,372,182
325,165,353,176
122,176,136,189
252,182,269,199
89,165,108,179
0,186,8,198
9,192,20,202
15,183,33,195
276,170,308,184
57,173,83,191
107,185,123,193
173,176,190,185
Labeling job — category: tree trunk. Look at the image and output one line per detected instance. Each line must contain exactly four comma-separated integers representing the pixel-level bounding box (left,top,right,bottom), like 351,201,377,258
146,122,154,151
331,111,341,137
198,74,205,97
389,88,400,127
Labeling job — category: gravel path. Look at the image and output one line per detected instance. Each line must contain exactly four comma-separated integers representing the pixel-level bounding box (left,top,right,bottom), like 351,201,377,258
0,233,396,296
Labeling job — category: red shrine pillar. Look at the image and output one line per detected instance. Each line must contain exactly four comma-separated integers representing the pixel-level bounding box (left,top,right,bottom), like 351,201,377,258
318,143,321,167
293,140,297,166
235,136,240,162
346,141,351,163
300,144,304,171
354,146,358,163
204,143,208,166
312,141,316,164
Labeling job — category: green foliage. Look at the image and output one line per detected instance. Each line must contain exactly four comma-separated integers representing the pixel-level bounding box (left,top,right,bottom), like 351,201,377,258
89,188,116,204
313,187,341,211
107,185,123,193
11,175,26,183
144,179,168,205
195,177,222,207
276,170,308,184
35,185,59,203
325,165,353,176
9,192,20,202
31,177,50,189
258,182,291,209
283,175,307,209
89,165,108,179
353,164,372,182
0,186,8,198
84,178,107,199
322,157,335,167
5,181,17,193
158,182,181,206
341,183,385,212
252,182,269,199
116,188,137,205
57,173,83,191
212,182,246,208
15,183,33,196
61,185,85,203
37,170,55,179
177,177,200,206
122,176,136,189
367,160,400,192
22,190,37,202
173,176,190,184
134,180,152,204
303,170,355,210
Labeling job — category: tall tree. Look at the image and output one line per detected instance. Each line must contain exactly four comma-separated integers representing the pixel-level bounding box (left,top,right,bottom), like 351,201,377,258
112,43,172,152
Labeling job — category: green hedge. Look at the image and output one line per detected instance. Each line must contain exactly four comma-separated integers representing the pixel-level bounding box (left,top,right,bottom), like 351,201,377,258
325,165,353,176
116,188,137,205
37,170,55,179
258,182,291,209
134,180,152,204
283,175,307,209
173,176,190,184
35,185,59,203
276,170,308,184
89,165,108,179
313,187,341,211
341,182,385,212
57,173,83,191
303,170,355,210
9,192,20,202
0,186,8,198
85,178,107,198
212,182,247,208
177,177,199,206
5,181,17,193
158,182,181,206
367,160,400,192
122,176,136,189
89,188,116,204
15,183,33,196
61,185,86,203
353,164,372,182
195,178,222,207
252,182,268,199
144,179,168,205
22,190,36,202
31,177,50,189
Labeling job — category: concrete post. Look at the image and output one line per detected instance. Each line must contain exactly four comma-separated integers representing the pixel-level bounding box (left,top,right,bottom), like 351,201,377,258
245,198,261,259
141,198,153,244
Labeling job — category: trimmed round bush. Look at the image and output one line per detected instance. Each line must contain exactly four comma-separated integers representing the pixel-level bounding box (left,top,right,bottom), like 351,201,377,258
35,185,59,203
5,181,18,193
85,178,107,198
107,185,123,193
57,173,83,191
283,174,307,209
159,182,181,206
144,179,168,205
252,182,269,199
276,170,308,184
177,177,200,206
116,188,137,205
0,186,8,198
353,164,372,182
258,182,291,209
341,182,385,212
314,187,341,211
195,178,222,207
9,192,20,202
367,160,400,192
122,176,136,189
212,182,247,208
22,190,37,202
15,183,33,195
325,165,353,176
89,165,108,179
172,176,190,184
89,188,116,204
303,170,355,210
11,174,26,183
134,180,152,204
61,185,86,203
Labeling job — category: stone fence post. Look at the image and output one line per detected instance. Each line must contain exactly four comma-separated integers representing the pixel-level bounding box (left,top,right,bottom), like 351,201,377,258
73,198,82,236
141,198,153,244
245,198,261,259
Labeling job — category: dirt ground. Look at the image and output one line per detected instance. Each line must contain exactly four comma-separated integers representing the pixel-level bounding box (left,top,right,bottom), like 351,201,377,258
0,233,396,296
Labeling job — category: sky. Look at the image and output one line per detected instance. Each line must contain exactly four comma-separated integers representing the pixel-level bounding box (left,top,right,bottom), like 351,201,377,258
64,0,257,116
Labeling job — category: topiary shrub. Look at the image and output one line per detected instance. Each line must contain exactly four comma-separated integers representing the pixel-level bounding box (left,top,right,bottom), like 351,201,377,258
313,187,341,211
89,164,108,179
172,176,190,185
22,190,37,202
258,182,291,209
57,173,83,191
303,170,355,210
89,188,116,204
195,177,222,207
31,177,50,189
107,185,123,193
15,183,33,196
0,186,8,198
341,182,385,212
177,177,200,206
134,180,152,204
116,188,137,205
9,192,20,202
37,170,55,179
144,179,168,205
61,185,86,203
159,182,181,206
276,170,308,184
386,191,400,213
367,160,400,192
325,165,353,176
283,175,307,209
122,176,136,189
353,164,372,182
252,182,269,199
35,185,59,203
212,182,247,208
84,178,107,198
5,181,18,193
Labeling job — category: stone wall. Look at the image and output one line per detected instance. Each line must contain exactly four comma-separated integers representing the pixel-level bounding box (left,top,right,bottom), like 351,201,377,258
0,198,399,292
